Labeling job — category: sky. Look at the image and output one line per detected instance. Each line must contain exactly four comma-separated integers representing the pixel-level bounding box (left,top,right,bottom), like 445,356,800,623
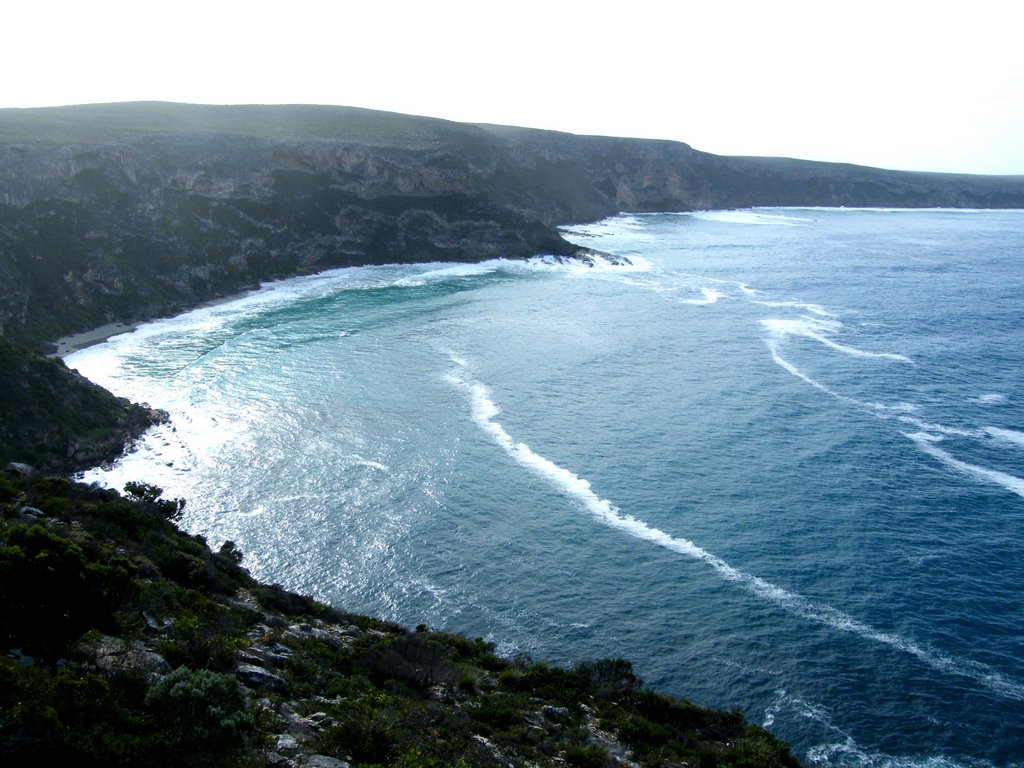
4,0,1023,174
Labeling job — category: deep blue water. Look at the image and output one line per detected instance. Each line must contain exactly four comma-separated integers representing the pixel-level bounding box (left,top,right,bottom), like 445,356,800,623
69,208,1024,767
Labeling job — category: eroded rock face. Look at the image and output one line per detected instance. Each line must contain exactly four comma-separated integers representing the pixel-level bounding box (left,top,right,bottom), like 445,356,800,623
2,102,1023,347
0,134,583,345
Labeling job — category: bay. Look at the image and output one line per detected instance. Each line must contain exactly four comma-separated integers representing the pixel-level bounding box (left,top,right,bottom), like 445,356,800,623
68,208,1024,767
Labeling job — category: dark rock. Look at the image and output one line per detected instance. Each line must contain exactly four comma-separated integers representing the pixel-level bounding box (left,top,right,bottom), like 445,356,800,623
300,756,351,768
237,662,288,691
83,634,169,682
542,705,570,722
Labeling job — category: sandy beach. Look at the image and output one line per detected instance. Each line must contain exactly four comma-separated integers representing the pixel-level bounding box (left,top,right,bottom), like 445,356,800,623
52,321,140,358
51,286,262,359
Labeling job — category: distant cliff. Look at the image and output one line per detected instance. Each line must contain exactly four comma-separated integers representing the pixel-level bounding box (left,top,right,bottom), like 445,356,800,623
3,102,1023,348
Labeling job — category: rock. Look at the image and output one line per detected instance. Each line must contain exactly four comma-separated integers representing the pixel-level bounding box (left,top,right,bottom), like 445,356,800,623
84,635,169,681
6,462,36,475
275,734,300,753
286,622,348,648
299,756,350,768
142,611,172,633
237,662,288,691
238,649,267,666
542,705,570,722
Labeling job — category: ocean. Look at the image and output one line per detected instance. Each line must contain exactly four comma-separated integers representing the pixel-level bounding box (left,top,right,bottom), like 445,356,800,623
67,208,1024,767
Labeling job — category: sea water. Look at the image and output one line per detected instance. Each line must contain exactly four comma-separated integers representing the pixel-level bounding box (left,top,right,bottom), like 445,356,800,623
67,208,1024,767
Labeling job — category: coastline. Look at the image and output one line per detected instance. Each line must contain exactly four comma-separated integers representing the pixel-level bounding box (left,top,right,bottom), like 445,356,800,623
52,321,139,357
51,287,261,359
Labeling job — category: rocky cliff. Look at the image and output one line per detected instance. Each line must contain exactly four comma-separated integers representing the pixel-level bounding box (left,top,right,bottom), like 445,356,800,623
3,102,1023,348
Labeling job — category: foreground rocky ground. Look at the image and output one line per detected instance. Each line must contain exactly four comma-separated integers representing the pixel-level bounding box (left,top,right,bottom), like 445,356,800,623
0,466,801,767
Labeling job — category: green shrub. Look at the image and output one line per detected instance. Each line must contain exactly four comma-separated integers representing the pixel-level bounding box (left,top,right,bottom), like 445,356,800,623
564,743,610,768
144,666,254,765
0,523,133,657
123,482,185,522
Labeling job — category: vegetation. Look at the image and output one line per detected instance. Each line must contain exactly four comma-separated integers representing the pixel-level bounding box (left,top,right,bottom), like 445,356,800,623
0,337,162,473
5,102,1024,350
0,468,802,767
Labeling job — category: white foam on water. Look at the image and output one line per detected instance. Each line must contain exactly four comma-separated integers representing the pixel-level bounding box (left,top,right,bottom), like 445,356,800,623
446,359,1024,703
772,688,992,767
808,739,977,768
764,342,1023,501
766,339,852,402
761,316,912,363
984,427,1024,448
689,210,805,226
392,277,427,287
891,415,978,439
782,206,1024,215
976,393,1007,405
905,433,1024,500
756,300,835,317
413,261,502,280
352,456,390,472
764,341,910,416
738,283,760,296
682,287,728,305
527,253,653,274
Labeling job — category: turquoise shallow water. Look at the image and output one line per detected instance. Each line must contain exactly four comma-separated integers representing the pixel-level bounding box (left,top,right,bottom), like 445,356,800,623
69,208,1024,767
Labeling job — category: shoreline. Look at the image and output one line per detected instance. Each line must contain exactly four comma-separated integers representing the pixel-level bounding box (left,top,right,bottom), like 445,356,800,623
52,321,139,357
52,287,261,359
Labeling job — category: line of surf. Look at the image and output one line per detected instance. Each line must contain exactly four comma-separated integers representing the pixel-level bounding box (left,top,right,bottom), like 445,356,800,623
761,316,913,363
445,357,1024,703
906,433,1024,500
765,341,1024,498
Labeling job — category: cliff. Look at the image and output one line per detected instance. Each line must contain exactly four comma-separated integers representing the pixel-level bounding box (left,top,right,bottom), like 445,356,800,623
3,102,1023,348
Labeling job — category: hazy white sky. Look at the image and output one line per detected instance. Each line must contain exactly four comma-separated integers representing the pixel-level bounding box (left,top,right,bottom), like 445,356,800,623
5,0,1023,174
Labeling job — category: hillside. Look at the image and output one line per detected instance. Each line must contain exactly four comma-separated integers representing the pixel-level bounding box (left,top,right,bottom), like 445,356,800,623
0,468,802,767
0,336,162,473
3,102,1023,348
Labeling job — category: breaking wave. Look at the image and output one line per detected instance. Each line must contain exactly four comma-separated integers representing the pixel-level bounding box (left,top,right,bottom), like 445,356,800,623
446,356,1024,703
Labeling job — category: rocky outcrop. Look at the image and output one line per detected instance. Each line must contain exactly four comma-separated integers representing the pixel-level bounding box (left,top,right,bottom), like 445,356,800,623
2,102,1023,349
0,335,164,473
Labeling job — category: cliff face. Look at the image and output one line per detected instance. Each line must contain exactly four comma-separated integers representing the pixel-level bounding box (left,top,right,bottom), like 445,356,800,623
2,102,1023,348
0,133,576,345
